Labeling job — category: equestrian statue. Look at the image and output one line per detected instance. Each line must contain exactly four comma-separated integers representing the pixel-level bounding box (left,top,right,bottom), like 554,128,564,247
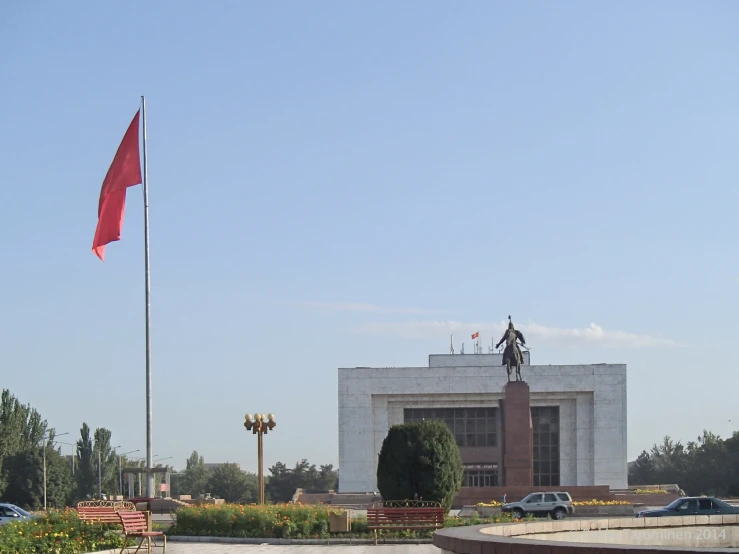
495,316,527,382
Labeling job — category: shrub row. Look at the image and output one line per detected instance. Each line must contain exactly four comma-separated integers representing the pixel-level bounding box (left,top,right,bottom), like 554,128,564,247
0,509,123,554
168,503,519,539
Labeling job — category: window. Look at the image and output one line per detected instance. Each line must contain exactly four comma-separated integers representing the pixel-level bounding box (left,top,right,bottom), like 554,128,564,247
463,469,499,487
526,494,542,504
404,408,498,447
679,500,698,512
0,507,17,517
532,407,560,486
698,498,713,510
544,494,557,502
556,493,571,502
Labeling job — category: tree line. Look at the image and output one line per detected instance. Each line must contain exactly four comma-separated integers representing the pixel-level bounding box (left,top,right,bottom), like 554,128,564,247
1,388,340,508
629,430,739,496
175,451,338,503
0,389,150,509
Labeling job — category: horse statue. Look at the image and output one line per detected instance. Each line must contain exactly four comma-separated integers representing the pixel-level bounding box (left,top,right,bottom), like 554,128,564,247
495,316,527,382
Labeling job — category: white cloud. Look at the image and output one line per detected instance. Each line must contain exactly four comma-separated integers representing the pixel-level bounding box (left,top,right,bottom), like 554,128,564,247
293,301,442,315
352,319,679,348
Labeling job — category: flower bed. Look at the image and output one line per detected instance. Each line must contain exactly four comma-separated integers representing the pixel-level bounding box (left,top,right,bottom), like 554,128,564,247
168,503,519,539
632,488,668,494
0,509,123,554
475,501,503,507
572,499,631,506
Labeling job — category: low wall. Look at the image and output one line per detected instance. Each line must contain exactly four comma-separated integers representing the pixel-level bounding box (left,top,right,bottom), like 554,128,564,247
462,504,635,518
454,485,612,507
525,526,739,548
434,514,739,553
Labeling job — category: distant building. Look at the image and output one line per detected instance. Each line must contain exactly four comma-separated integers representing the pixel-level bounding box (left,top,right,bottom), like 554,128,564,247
338,352,627,495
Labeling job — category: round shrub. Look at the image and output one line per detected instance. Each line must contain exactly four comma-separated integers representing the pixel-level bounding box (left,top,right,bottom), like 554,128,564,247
376,420,463,511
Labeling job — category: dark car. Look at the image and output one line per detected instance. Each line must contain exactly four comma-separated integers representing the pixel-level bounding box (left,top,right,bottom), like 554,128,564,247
636,496,739,518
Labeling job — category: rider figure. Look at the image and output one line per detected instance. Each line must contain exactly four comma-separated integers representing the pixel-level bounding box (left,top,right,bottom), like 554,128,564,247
495,316,526,379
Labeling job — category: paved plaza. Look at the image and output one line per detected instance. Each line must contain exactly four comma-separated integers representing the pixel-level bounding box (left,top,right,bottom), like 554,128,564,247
162,545,440,554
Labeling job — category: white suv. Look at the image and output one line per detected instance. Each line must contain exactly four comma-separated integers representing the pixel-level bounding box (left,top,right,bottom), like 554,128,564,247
501,492,574,520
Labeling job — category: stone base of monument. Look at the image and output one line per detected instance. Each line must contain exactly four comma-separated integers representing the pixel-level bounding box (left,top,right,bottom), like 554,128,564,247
501,381,534,486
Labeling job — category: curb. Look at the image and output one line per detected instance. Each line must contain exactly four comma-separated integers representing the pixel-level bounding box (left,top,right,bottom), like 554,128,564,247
168,536,434,545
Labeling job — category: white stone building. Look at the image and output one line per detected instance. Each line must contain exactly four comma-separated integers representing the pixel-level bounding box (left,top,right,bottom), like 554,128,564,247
337,353,627,493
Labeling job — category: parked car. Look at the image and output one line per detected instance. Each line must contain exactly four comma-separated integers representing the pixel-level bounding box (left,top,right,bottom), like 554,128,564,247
501,492,574,520
0,503,33,525
636,496,739,518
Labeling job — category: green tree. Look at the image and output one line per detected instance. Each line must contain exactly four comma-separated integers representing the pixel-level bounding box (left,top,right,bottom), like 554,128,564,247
628,450,656,485
0,390,48,497
376,420,463,511
649,436,688,486
1,449,44,509
3,442,76,509
725,431,739,496
92,428,117,496
319,464,338,490
265,461,293,502
206,464,257,502
75,424,96,499
265,459,339,502
629,430,739,496
179,451,210,497
45,445,75,508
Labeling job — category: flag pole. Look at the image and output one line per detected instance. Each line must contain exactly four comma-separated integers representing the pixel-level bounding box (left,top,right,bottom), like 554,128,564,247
141,95,154,498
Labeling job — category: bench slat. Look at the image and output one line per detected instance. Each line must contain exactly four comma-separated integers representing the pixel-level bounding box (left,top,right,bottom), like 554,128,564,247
367,507,445,532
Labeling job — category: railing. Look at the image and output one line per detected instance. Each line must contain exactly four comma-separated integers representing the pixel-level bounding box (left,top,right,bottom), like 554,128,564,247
371,499,442,508
76,500,136,511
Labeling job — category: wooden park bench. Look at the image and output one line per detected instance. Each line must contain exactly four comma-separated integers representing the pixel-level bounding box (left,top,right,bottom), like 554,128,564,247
76,505,124,525
367,501,445,544
76,501,137,526
118,510,166,554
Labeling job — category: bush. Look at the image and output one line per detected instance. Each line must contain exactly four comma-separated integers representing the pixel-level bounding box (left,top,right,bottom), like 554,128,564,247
169,503,334,539
376,420,463,511
167,503,520,540
0,509,123,554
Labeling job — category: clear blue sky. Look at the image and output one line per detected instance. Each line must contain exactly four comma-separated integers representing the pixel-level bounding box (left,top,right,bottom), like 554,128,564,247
1,1,737,475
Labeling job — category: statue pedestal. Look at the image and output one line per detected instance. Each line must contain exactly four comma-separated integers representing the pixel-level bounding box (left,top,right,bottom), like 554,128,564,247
501,381,533,486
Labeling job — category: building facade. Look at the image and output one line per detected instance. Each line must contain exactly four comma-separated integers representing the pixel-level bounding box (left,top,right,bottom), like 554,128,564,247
338,353,627,493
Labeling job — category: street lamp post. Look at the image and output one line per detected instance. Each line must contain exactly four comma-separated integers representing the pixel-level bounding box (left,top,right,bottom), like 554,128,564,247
244,413,276,504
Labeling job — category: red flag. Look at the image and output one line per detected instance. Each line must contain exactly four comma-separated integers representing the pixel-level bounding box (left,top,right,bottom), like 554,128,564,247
92,110,142,260
471,331,479,339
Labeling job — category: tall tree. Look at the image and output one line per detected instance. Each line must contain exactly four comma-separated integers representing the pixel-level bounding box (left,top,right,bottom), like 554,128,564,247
206,464,257,503
1,449,44,509
75,423,96,499
92,428,118,496
319,464,338,491
265,460,340,502
265,461,293,502
0,390,48,497
179,451,210,497
45,444,75,508
628,451,656,485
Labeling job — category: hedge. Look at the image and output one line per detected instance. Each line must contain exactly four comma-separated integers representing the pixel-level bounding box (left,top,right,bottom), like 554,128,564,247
168,502,519,539
0,509,123,554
